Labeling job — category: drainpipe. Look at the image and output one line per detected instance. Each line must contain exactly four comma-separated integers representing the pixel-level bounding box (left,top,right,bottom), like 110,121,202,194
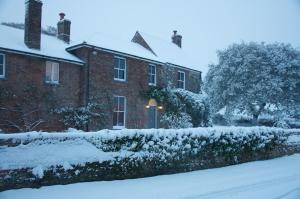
84,47,92,131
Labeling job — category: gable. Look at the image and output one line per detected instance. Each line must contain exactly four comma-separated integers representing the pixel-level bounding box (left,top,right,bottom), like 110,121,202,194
131,31,157,56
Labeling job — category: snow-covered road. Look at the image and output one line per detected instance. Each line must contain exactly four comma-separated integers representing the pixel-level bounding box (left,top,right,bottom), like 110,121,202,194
1,154,300,199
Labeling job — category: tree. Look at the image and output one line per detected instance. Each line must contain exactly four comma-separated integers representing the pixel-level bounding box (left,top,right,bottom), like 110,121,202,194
204,42,300,124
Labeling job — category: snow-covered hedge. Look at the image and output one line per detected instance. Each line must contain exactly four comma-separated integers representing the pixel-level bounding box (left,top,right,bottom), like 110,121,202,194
0,127,298,190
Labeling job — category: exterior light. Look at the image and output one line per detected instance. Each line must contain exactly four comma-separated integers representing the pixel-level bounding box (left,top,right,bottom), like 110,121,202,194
158,106,163,110
145,105,150,109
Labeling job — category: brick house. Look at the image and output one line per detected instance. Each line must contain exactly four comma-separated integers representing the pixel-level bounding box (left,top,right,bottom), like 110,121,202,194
0,0,202,132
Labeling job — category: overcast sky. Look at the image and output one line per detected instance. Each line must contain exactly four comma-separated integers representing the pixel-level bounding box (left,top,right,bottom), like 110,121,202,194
1,0,300,74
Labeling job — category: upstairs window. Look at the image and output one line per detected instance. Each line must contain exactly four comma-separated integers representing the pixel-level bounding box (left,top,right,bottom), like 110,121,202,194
0,54,5,78
177,71,185,89
46,61,59,84
114,56,126,81
113,96,126,129
148,64,156,85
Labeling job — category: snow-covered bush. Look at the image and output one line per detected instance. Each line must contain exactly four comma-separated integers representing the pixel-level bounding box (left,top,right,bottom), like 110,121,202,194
53,102,105,130
160,112,193,129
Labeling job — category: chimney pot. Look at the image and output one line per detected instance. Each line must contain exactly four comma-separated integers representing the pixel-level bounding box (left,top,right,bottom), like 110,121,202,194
171,30,182,48
57,13,71,43
59,12,65,20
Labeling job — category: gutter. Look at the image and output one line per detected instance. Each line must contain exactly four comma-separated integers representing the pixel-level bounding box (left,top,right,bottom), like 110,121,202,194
0,47,85,66
67,43,201,73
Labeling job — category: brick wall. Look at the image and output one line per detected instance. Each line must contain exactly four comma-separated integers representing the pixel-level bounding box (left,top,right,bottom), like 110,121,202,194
0,51,83,132
71,47,202,130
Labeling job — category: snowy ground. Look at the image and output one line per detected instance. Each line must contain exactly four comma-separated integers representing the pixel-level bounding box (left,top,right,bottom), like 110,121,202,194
1,154,300,199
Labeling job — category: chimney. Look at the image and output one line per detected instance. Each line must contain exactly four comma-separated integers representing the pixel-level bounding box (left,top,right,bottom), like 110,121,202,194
24,0,43,49
171,30,182,48
57,13,71,43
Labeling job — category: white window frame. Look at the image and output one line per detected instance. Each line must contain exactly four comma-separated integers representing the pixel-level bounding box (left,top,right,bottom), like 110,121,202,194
0,53,5,79
178,70,185,89
148,64,156,86
113,96,126,129
113,56,127,82
45,61,59,84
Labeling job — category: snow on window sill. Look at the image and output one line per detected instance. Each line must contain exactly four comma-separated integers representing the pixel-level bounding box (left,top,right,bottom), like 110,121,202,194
113,126,126,130
114,78,126,82
148,83,156,86
45,81,60,85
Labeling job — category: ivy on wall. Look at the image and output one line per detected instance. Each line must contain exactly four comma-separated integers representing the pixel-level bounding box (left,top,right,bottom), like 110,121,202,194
141,86,211,128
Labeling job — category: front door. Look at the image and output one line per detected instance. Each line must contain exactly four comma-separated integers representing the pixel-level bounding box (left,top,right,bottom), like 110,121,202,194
148,106,157,128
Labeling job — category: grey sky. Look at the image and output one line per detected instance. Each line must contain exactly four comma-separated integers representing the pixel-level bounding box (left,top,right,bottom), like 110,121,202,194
1,0,300,74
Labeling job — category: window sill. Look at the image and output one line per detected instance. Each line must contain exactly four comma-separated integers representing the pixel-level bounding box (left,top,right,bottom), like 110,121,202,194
148,83,156,86
114,78,126,82
113,126,126,130
45,81,60,85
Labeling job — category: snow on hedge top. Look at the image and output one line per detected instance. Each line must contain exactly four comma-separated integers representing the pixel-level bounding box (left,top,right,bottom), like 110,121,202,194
0,25,84,64
0,126,290,143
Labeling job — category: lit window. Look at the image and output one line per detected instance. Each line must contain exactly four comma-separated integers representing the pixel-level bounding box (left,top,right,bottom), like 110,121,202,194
113,96,126,129
46,61,59,84
114,57,126,81
178,71,185,89
0,54,5,78
148,64,156,85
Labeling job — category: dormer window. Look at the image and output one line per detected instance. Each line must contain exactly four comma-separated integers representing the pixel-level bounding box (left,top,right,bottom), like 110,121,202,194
0,54,5,78
177,71,185,89
114,56,126,81
45,61,59,84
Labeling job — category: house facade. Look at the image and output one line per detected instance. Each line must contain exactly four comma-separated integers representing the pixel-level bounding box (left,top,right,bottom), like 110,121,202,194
0,0,202,132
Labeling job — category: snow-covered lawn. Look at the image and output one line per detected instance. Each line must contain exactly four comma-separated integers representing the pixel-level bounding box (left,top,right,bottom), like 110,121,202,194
1,154,300,199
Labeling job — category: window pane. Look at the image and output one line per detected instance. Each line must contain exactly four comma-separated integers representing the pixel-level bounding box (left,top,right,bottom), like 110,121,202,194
114,69,119,79
113,112,118,126
113,97,118,111
0,65,3,76
152,66,156,74
118,112,124,126
114,57,119,69
0,55,3,64
119,97,125,110
178,81,183,89
119,59,125,69
52,64,59,82
46,62,52,81
119,70,125,80
151,75,155,84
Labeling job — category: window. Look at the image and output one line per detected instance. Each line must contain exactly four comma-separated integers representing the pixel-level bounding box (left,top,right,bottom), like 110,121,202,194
45,61,59,84
177,71,185,89
0,54,5,78
113,96,126,129
114,56,126,81
148,64,156,85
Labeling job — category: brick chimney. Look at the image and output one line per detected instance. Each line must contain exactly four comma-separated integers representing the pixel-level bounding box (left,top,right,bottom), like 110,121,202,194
24,0,43,49
171,30,182,48
57,13,71,43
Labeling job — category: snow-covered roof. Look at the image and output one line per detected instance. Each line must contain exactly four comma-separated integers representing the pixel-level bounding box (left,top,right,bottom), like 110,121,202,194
68,31,201,72
135,31,199,71
0,25,84,65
